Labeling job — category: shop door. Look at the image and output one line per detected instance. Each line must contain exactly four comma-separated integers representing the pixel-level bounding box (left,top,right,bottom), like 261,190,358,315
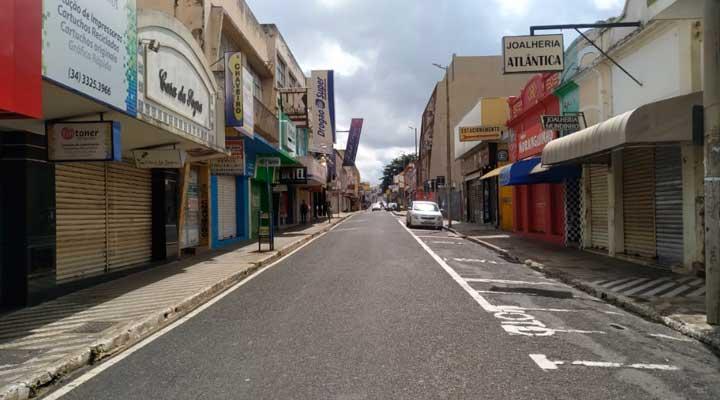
55,163,108,283
181,168,200,248
589,165,609,250
106,163,152,273
217,176,237,240
499,183,513,231
529,184,547,233
654,147,683,267
623,148,656,259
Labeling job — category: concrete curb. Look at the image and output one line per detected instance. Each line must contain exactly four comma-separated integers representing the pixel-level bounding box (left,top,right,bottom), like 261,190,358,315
0,215,351,400
452,231,720,355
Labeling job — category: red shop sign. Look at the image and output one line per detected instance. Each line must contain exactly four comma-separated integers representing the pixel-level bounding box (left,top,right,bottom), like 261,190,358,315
518,129,555,159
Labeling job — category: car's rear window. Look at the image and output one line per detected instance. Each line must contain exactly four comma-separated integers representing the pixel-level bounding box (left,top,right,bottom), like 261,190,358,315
414,203,438,211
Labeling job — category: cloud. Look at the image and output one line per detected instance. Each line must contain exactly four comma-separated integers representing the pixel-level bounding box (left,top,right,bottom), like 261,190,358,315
247,0,622,183
593,0,624,10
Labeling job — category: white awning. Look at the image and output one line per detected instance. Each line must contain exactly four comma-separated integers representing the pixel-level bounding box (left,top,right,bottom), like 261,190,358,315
542,92,701,165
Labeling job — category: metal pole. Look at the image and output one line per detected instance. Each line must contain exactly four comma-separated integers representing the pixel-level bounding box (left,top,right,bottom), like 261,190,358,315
445,68,453,228
414,127,418,158
704,0,720,325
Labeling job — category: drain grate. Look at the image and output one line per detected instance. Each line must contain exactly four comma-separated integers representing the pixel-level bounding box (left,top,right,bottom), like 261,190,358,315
0,349,40,365
67,321,117,334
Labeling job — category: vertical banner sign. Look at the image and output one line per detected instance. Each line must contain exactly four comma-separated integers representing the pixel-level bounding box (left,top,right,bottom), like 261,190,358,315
309,70,336,154
42,0,138,116
343,118,364,166
241,66,254,137
224,52,243,128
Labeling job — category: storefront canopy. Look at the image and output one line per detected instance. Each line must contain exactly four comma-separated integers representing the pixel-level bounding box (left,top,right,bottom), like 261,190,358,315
244,134,299,182
542,92,702,165
499,157,580,186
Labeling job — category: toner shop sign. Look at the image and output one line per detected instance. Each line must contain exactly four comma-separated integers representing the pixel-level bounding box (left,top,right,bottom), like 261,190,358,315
503,34,564,74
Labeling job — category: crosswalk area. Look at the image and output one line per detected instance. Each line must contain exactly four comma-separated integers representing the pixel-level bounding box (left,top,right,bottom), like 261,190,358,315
591,276,705,298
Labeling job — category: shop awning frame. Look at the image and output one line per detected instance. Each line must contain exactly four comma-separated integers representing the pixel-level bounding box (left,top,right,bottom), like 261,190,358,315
479,165,507,180
500,156,580,186
542,92,702,165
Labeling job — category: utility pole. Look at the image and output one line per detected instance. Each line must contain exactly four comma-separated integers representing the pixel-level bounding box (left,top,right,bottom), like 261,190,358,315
704,0,720,324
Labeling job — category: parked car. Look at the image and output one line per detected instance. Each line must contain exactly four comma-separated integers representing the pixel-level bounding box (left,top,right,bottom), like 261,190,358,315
406,201,443,229
371,202,383,211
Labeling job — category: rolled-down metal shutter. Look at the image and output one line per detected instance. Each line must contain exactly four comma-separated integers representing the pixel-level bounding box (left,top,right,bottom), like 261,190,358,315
56,163,108,283
107,163,152,272
589,165,609,250
217,176,237,240
655,147,683,267
623,148,656,259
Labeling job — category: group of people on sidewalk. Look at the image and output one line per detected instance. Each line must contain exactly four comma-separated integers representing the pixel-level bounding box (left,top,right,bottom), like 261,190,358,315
300,200,333,224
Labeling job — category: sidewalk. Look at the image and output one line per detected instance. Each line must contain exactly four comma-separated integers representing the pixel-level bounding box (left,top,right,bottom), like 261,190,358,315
0,213,354,400
448,221,720,352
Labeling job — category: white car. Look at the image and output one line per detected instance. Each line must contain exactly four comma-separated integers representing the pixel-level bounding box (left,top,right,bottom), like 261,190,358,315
406,201,443,229
371,202,382,211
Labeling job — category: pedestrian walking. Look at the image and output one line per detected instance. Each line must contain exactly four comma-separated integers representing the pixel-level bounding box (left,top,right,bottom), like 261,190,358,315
326,201,333,223
300,200,309,224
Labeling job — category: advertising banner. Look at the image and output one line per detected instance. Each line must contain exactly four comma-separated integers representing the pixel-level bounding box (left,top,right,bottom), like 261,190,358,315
210,140,245,175
42,0,138,116
133,149,186,168
308,70,336,154
224,52,243,128
459,125,503,142
518,129,556,159
47,121,121,161
342,118,363,166
502,34,564,74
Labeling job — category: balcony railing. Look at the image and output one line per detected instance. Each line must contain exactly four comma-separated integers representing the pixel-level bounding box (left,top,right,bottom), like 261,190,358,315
254,97,279,144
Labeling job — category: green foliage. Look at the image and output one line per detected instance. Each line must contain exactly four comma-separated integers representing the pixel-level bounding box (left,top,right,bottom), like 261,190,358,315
380,153,417,192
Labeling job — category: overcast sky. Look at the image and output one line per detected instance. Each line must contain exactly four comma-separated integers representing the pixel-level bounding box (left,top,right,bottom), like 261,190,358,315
247,0,625,184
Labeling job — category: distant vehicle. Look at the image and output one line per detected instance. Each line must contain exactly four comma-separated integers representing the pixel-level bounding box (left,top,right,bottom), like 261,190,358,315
387,202,398,211
371,202,383,211
406,201,443,229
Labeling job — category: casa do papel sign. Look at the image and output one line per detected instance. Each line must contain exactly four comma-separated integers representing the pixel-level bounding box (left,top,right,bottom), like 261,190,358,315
42,0,138,116
502,34,564,74
47,121,122,162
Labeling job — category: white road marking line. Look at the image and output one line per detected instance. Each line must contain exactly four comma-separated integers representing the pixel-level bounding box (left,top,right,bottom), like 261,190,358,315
430,241,463,245
497,306,586,313
608,278,650,292
687,285,706,297
530,354,679,371
621,278,671,296
648,333,694,342
397,220,498,312
42,218,350,400
599,277,636,288
464,278,560,286
642,281,679,297
471,235,510,239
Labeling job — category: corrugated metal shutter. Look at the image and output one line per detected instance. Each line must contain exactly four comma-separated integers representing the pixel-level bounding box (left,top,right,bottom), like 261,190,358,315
56,163,108,283
469,179,482,223
623,148,656,259
107,163,152,272
217,176,237,240
589,165,609,250
655,147,683,267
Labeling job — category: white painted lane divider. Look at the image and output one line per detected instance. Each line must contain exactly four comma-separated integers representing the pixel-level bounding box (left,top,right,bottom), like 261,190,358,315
430,241,464,245
398,220,606,337
529,354,679,371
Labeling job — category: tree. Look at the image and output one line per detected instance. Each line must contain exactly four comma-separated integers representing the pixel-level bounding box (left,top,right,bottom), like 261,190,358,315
380,153,417,192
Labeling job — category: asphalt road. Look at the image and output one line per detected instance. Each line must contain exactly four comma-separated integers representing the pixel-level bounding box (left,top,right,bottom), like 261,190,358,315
46,212,720,399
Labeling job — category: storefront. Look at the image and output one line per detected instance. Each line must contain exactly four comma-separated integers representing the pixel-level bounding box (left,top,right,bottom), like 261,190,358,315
504,73,567,245
542,92,702,269
210,139,248,247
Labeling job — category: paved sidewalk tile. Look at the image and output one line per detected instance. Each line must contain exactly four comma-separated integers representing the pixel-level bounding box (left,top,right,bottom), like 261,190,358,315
0,214,354,399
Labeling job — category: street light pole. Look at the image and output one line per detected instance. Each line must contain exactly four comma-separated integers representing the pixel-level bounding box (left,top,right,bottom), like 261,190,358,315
433,62,453,228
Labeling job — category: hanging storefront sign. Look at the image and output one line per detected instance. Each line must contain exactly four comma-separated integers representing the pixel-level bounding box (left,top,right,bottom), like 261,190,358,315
343,118,364,166
210,140,245,175
502,34,564,74
47,121,121,162
541,115,582,132
279,167,308,185
281,118,297,154
279,87,308,126
518,129,556,160
242,67,254,137
43,0,138,115
459,125,503,142
224,52,243,128
308,70,336,154
133,149,186,168
497,149,509,162
257,157,281,167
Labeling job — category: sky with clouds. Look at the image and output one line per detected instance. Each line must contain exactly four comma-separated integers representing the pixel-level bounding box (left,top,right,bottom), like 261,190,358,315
247,0,625,184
